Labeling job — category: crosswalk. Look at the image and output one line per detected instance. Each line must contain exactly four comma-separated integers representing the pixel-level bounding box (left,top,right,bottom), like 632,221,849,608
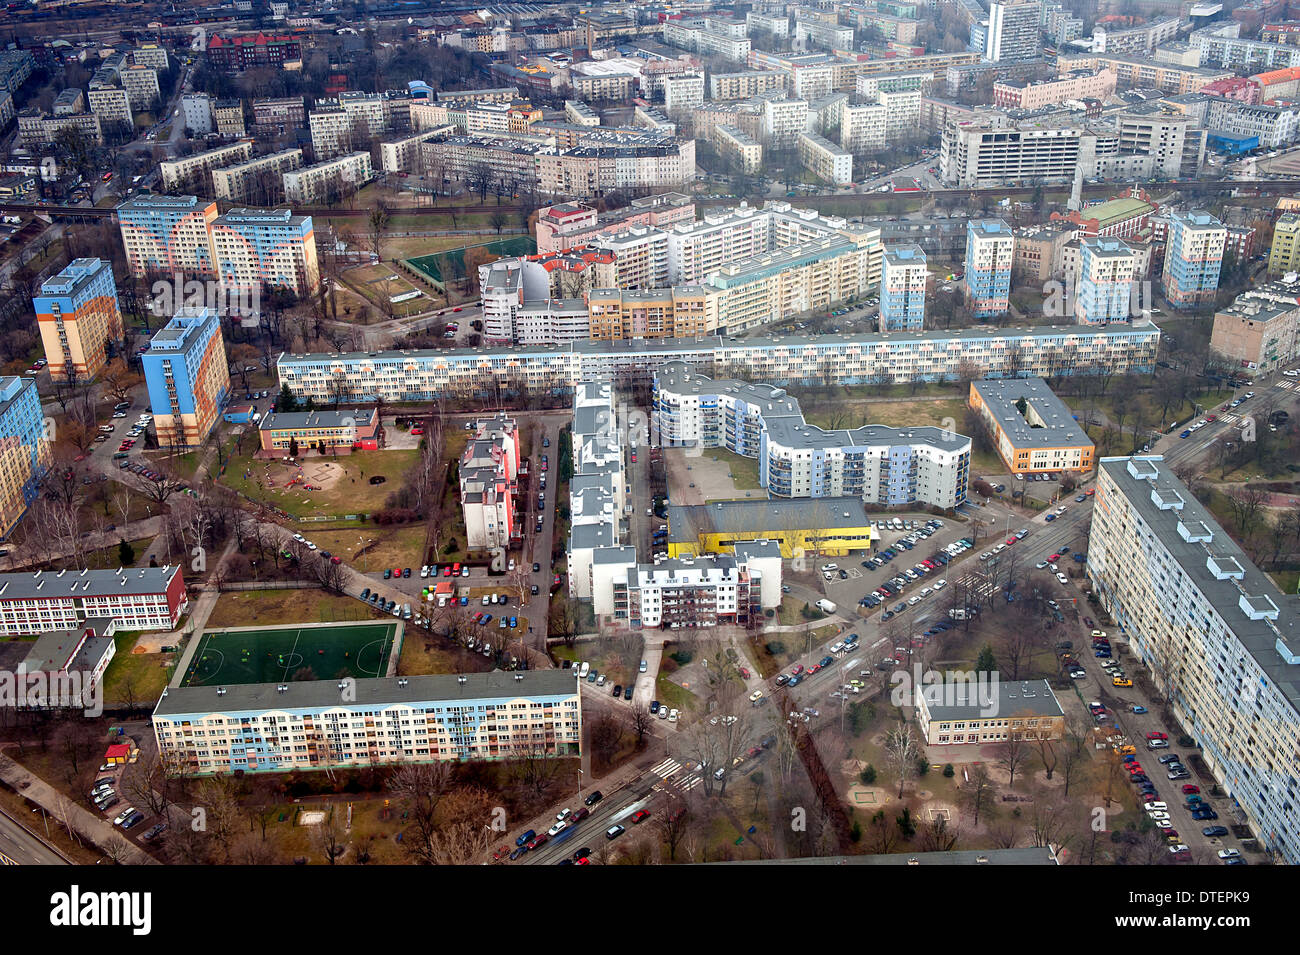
956,572,999,602
651,757,682,779
652,757,707,791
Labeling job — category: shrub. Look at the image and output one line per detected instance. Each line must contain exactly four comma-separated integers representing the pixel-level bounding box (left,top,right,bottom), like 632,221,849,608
764,641,786,657
942,763,955,778
669,649,693,666
859,764,877,785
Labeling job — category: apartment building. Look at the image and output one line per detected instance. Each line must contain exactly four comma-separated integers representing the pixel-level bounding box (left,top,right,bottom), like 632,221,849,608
379,129,443,174
712,124,763,174
564,100,600,127
881,243,927,331
160,139,254,191
141,308,231,449
251,96,306,135
206,32,302,73
794,17,854,51
1209,278,1300,373
663,73,705,114
1191,25,1300,71
1013,224,1076,282
1088,456,1300,864
654,361,971,508
17,109,103,147
761,98,811,148
600,552,780,629
710,70,788,101
275,323,1161,405
420,136,547,189
969,377,1095,475
568,380,630,601
985,0,1043,62
798,132,853,186
154,669,581,775
257,407,381,456
537,135,695,198
918,679,1064,746
0,377,51,541
845,9,921,43
211,148,303,204
1074,237,1142,325
837,100,888,153
940,120,1084,188
1268,212,1300,276
533,193,695,254
0,566,187,636
87,83,133,126
213,99,246,137
994,69,1117,109
210,207,319,297
459,415,520,550
963,219,1014,318
116,194,220,279
282,152,374,205
570,71,637,103
132,43,171,71
32,258,124,383
1205,99,1300,150
1056,53,1234,95
663,21,752,62
1162,210,1226,311
746,12,790,38
1093,17,1180,55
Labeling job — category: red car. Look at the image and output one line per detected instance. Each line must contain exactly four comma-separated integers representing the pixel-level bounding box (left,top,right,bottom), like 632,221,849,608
1146,731,1168,741
453,307,463,312
1085,488,1095,497
631,810,650,824
492,845,510,861
1127,763,1144,774
1005,537,1017,545
1182,785,1200,795
739,667,750,679
790,664,805,676
1048,553,1061,561
807,664,822,674
526,833,548,850
411,426,424,436
1205,414,1217,422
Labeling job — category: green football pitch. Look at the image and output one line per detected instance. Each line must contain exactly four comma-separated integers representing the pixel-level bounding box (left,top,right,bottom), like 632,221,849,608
180,622,399,687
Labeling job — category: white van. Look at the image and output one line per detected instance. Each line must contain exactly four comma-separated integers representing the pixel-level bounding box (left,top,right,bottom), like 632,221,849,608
579,661,590,678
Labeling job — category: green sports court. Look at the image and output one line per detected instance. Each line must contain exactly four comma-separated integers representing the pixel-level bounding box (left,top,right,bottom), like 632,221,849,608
180,621,400,688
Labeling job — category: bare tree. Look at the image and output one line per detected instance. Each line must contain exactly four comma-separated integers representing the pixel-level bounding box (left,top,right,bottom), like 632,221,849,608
995,731,1030,789
958,763,996,827
884,724,921,799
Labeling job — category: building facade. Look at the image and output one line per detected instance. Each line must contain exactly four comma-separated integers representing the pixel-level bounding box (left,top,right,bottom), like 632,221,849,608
282,152,374,205
1076,237,1141,325
210,207,320,297
1088,456,1300,864
654,361,971,509
257,407,381,456
881,243,927,331
0,377,50,541
1162,210,1226,311
141,309,231,449
116,195,220,279
459,415,520,550
32,258,124,383
0,566,187,635
965,219,1014,318
969,377,1095,475
153,670,581,775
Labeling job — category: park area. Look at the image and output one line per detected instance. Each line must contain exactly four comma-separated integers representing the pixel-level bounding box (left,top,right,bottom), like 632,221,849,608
219,447,421,519
179,620,400,687
337,265,428,318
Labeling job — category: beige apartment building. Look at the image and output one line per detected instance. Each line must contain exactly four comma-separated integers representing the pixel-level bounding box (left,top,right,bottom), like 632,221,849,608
993,68,1117,109
711,124,763,173
798,132,852,186
211,148,303,203
160,139,254,191
709,70,788,101
282,152,373,205
1209,279,1300,374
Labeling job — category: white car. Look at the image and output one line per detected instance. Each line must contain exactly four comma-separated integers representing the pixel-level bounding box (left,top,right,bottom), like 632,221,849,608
419,565,429,578
749,690,764,704
293,534,305,542
1056,572,1069,584
547,820,568,837
556,807,572,823
1218,849,1241,860
668,708,679,722
1035,561,1049,569
113,807,136,826
933,579,946,590
907,595,921,606
829,642,845,654
305,541,318,550
1148,811,1170,821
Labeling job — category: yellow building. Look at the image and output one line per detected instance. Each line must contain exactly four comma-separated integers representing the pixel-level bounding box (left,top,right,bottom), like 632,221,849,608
666,497,875,560
1268,212,1300,277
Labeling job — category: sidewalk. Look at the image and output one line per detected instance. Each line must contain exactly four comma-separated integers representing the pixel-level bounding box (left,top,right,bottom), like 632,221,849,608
0,752,159,865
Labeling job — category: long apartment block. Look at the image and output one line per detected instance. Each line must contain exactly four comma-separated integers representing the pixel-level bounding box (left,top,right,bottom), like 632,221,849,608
276,322,1161,404
1088,456,1300,863
653,361,970,509
153,670,582,775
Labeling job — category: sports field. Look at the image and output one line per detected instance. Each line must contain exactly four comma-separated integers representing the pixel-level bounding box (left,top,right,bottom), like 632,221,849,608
180,621,399,687
405,236,536,283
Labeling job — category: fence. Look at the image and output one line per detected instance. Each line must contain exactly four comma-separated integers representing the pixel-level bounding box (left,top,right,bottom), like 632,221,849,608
218,579,319,591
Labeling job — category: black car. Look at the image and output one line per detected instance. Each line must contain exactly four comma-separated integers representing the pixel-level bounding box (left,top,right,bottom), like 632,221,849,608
1203,826,1229,837
612,684,622,697
574,847,591,861
533,562,541,572
531,584,539,595
623,685,633,700
584,791,603,806
402,567,411,578
121,811,144,830
141,823,167,842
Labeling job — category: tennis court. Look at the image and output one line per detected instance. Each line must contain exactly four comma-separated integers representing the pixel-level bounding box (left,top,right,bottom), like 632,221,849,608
180,621,400,687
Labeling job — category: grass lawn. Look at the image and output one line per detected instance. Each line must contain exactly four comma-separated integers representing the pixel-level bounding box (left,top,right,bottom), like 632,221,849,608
654,674,697,713
396,629,495,676
777,595,824,627
706,447,761,491
338,267,430,318
1269,569,1300,595
219,447,421,518
205,589,374,628
306,524,429,571
100,632,173,705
